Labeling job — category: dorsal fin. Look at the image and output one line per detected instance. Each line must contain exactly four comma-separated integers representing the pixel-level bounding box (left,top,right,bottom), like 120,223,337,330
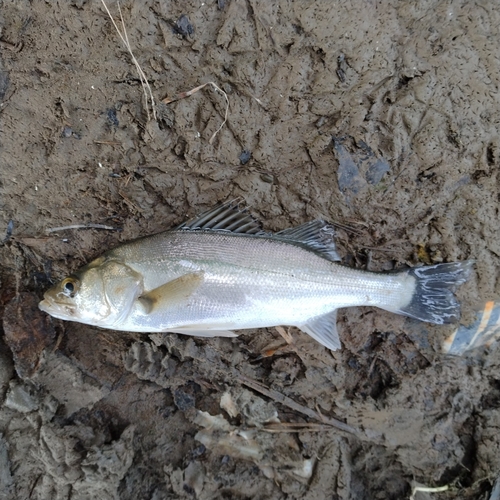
177,201,265,235
276,220,341,261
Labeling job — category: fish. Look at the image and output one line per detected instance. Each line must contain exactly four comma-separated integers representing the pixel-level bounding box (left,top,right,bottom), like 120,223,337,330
39,201,474,350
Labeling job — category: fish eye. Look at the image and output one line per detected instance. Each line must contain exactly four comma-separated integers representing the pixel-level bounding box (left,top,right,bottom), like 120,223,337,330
61,277,79,298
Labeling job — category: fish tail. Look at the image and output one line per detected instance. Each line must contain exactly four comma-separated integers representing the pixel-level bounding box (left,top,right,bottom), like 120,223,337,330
396,261,474,324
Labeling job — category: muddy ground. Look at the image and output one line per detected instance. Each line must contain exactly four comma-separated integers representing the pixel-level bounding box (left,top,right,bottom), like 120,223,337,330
1,0,499,498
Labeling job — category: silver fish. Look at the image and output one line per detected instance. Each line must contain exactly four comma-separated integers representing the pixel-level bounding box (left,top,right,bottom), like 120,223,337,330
39,202,473,350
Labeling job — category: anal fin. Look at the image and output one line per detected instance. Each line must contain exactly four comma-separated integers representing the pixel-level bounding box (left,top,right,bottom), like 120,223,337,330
297,310,341,350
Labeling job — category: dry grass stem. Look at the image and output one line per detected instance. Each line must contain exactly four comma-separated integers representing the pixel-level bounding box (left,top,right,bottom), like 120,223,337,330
119,191,142,213
46,224,120,233
275,325,294,344
410,484,449,500
263,422,334,433
100,0,157,121
162,82,229,144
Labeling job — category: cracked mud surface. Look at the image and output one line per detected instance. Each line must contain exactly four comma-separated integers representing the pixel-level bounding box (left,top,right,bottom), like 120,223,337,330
1,1,500,498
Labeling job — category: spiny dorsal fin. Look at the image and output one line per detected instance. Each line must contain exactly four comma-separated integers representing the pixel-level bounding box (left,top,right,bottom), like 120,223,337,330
177,200,265,235
276,220,341,261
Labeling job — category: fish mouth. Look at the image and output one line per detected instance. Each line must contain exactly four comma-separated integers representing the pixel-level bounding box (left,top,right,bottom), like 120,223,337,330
39,296,76,320
38,298,51,313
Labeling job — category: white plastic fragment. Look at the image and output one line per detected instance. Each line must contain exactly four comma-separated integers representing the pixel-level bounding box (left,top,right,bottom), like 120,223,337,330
291,458,315,479
220,391,239,418
194,410,232,431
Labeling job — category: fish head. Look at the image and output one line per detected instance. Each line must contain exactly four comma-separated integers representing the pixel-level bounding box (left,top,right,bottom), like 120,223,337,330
39,256,143,327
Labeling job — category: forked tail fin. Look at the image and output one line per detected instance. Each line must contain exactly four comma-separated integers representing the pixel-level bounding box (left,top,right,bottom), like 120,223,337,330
397,261,474,324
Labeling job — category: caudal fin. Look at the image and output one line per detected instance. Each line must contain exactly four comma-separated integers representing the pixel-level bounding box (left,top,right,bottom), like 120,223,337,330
397,261,474,324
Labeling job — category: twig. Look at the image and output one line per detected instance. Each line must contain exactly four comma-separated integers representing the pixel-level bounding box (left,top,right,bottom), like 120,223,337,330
94,140,122,146
368,355,378,377
262,422,335,433
237,373,361,438
315,403,326,423
46,224,120,233
162,82,229,144
100,0,157,121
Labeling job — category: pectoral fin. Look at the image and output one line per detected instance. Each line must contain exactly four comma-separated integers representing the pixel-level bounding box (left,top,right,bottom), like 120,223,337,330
298,310,341,350
138,272,204,314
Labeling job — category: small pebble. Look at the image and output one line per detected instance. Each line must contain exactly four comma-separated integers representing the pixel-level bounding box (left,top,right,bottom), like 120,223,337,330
62,125,73,138
107,108,119,127
260,172,273,183
174,389,195,411
183,484,195,495
175,15,194,37
239,150,251,165
315,116,327,128
189,444,206,459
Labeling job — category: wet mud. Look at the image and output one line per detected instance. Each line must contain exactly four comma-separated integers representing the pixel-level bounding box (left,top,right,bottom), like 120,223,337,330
1,1,500,499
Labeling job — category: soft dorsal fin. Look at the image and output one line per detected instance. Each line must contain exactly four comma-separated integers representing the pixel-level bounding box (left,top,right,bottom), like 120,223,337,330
276,220,341,261
297,310,341,350
177,201,265,235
